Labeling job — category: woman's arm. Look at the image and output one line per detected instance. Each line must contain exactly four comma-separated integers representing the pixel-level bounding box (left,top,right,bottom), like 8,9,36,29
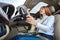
36,16,54,32
26,15,54,32
26,15,37,26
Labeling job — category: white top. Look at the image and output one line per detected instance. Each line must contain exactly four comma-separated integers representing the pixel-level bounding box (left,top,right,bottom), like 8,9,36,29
36,15,54,36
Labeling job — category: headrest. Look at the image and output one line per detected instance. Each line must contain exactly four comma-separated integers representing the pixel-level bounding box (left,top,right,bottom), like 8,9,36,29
49,6,55,13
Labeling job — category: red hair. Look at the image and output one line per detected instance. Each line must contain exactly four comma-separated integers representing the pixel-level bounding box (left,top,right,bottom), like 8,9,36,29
40,6,51,19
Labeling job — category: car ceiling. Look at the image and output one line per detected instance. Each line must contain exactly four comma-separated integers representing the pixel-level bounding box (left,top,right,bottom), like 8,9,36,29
24,0,59,11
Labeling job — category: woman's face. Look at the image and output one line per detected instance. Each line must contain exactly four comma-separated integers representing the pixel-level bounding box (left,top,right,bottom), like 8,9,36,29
40,8,45,14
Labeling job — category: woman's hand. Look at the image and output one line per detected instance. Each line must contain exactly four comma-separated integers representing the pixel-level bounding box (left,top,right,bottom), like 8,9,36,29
26,15,37,26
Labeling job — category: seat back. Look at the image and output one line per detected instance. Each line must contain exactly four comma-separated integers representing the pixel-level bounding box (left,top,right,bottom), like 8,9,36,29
49,6,60,40
54,15,60,40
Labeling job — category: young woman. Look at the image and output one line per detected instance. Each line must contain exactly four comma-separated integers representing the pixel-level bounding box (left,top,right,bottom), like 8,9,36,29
26,6,54,40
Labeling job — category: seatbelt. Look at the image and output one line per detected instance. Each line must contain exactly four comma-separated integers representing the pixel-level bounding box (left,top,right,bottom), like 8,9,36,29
36,17,48,33
28,16,48,34
36,17,49,40
41,17,48,24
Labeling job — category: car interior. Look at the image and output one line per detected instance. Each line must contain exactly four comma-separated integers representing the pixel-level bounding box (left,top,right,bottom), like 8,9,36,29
0,0,60,40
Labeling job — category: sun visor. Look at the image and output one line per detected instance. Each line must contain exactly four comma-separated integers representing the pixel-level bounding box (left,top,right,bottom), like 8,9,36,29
30,2,48,14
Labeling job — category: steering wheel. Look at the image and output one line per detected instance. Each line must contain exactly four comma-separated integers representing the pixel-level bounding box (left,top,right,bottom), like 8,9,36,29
10,5,31,31
0,7,10,40
0,23,10,40
10,5,37,35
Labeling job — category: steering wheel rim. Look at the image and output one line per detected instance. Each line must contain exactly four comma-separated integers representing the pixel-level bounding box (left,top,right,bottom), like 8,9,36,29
0,24,10,40
10,5,36,34
10,4,31,28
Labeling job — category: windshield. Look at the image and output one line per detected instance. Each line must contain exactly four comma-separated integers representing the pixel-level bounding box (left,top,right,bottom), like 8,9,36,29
0,0,26,7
